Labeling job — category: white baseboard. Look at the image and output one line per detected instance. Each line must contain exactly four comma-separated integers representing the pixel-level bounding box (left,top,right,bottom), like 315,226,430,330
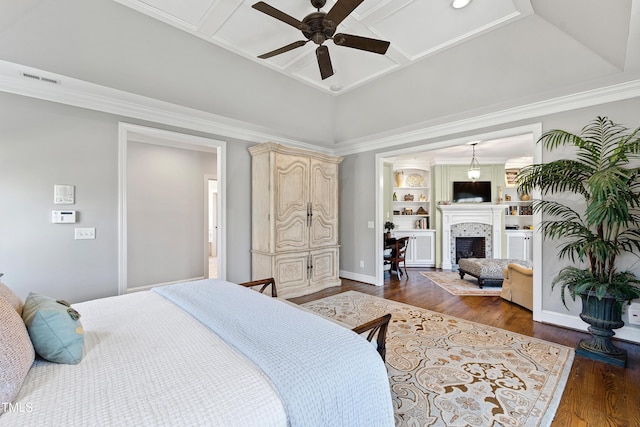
539,309,640,343
339,270,378,286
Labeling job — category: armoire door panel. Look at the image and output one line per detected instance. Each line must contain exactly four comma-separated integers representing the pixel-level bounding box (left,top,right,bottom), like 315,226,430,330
275,253,309,289
309,217,335,247
276,217,308,250
310,249,338,284
276,161,307,217
275,154,309,248
309,159,338,247
310,160,337,218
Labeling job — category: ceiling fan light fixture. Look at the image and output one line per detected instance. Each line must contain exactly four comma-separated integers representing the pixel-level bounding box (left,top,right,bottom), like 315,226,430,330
467,142,481,181
252,0,391,80
312,32,326,45
452,0,472,9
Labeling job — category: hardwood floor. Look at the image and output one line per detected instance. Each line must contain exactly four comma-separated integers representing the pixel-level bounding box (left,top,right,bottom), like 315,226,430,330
289,268,640,427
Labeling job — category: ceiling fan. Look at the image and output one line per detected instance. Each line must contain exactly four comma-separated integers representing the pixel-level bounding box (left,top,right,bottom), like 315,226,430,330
252,0,390,80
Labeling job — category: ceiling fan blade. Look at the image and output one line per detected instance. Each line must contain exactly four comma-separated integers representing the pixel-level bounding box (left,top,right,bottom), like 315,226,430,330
316,45,334,80
323,0,365,30
252,2,309,32
258,40,309,59
333,33,390,54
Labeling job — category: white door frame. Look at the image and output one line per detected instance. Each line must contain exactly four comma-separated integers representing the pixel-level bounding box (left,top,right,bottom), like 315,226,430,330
118,122,227,294
205,175,218,274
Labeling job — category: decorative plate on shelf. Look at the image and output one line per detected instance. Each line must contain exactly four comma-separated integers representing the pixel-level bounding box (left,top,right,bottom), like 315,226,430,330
406,174,424,187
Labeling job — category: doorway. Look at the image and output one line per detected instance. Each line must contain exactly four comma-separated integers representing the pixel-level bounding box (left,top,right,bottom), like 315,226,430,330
375,124,543,317
207,178,218,279
118,123,226,294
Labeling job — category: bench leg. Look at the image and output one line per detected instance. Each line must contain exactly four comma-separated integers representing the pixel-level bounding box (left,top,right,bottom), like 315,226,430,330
477,278,484,289
459,271,465,279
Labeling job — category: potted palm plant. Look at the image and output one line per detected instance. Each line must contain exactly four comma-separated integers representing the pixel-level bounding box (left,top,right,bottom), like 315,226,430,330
517,116,640,367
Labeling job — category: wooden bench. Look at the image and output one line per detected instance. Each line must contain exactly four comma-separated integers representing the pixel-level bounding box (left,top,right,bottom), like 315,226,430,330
239,278,391,361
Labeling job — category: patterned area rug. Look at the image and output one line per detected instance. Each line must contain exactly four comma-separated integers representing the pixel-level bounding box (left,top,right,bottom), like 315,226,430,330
421,271,502,296
301,291,574,427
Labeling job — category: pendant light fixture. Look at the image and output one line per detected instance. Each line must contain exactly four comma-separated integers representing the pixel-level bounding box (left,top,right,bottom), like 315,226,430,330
467,142,480,181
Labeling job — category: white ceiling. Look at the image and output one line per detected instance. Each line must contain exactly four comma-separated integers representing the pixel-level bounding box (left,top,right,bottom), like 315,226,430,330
113,0,535,94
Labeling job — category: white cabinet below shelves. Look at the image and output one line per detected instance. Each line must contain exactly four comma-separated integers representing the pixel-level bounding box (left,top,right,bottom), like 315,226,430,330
393,230,435,267
505,230,533,261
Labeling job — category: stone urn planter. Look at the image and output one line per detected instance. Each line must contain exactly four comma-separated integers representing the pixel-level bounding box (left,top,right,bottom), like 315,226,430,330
576,290,626,367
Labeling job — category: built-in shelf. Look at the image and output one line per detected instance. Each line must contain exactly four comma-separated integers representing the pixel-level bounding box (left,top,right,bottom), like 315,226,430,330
503,187,533,228
392,168,430,230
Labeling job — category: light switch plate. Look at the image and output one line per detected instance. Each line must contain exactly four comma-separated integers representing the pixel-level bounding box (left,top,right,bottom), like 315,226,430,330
367,221,374,228
75,228,95,240
629,303,640,326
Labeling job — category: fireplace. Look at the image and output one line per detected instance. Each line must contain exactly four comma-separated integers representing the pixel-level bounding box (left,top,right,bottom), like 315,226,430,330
450,222,493,267
455,237,486,263
437,204,504,270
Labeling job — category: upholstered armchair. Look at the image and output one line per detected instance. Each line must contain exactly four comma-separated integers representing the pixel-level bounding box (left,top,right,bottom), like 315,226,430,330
501,263,533,311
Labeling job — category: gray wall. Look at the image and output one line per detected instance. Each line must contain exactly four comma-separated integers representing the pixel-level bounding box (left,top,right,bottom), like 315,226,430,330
127,142,216,288
339,151,378,275
3,85,640,337
0,91,254,303
0,93,119,302
338,95,640,335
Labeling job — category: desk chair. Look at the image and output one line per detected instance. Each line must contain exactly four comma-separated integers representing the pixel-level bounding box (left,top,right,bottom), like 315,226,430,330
384,236,409,278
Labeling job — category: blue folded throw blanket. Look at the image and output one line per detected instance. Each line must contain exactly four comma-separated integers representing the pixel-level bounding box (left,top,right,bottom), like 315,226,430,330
154,279,394,427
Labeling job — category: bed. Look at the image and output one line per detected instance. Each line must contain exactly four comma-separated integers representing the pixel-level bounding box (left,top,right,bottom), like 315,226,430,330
0,277,394,426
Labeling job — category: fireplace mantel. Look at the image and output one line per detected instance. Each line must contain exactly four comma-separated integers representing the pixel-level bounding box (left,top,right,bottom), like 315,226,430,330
438,204,504,270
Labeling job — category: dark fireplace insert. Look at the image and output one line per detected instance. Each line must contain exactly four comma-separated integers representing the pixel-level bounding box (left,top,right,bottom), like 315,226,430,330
455,236,486,263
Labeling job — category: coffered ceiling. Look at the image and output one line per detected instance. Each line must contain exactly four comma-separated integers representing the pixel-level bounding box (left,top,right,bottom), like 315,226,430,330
113,0,534,94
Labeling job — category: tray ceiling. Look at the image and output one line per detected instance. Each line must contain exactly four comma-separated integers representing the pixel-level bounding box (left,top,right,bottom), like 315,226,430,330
113,0,534,94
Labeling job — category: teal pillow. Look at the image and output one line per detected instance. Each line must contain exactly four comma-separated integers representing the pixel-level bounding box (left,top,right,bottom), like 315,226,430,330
22,292,84,364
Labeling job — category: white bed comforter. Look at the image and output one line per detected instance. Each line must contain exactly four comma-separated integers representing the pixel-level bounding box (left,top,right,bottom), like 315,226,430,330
2,290,288,426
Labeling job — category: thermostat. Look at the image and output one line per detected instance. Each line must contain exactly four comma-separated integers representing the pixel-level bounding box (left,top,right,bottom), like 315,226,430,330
52,210,76,224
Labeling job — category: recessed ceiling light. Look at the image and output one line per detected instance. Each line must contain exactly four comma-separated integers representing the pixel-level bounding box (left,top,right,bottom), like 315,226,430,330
330,85,343,92
452,0,472,9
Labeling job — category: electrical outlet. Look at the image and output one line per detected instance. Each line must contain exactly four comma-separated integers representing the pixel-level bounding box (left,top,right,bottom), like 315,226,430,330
628,303,640,326
359,260,364,268
75,227,95,240
367,221,374,229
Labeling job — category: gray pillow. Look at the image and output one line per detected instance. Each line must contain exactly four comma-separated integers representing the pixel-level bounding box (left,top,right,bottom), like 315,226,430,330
0,282,23,316
0,297,35,414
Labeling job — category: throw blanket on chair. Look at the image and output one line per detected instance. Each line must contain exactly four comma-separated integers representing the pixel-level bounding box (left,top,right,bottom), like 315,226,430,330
154,279,394,427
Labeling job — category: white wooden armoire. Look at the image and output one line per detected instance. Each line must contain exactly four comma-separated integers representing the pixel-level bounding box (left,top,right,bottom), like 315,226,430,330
249,143,343,298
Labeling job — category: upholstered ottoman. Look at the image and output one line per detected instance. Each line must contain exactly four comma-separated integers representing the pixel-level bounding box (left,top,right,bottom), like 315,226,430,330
458,258,532,288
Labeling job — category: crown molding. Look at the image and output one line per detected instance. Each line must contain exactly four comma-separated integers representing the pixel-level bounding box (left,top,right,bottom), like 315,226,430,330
0,60,329,154
1,60,640,158
333,78,640,156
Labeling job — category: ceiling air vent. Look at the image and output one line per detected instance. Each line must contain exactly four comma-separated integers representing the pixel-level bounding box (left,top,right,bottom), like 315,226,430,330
20,71,60,85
